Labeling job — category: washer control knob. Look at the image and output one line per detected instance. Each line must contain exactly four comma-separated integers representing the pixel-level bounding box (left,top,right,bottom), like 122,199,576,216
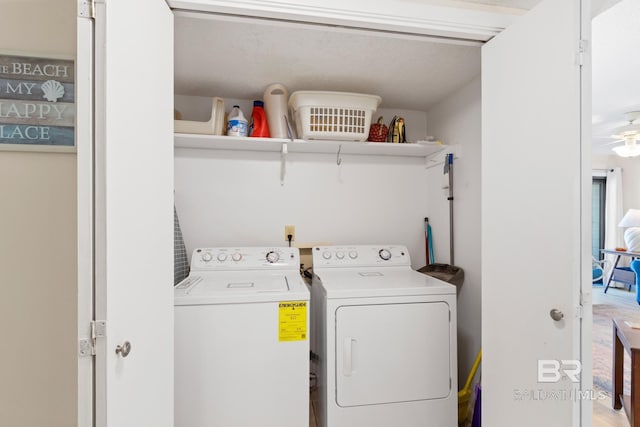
336,251,345,259
349,251,358,259
266,251,280,263
379,249,392,261
201,252,213,262
322,251,332,260
217,253,228,262
232,252,242,262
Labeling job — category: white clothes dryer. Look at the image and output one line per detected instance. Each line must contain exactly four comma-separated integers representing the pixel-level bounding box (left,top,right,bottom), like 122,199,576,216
174,247,309,427
311,245,457,427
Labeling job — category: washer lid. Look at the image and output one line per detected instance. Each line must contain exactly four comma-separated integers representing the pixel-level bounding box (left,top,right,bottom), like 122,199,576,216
314,267,455,298
174,272,309,305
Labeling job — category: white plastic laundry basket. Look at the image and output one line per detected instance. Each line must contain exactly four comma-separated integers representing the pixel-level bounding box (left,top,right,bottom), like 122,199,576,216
288,91,381,141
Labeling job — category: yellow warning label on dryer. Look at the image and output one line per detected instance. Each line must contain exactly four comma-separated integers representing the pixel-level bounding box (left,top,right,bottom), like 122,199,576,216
278,301,307,342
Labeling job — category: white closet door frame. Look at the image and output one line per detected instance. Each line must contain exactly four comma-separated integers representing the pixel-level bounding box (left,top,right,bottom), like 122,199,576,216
76,0,591,425
77,9,94,427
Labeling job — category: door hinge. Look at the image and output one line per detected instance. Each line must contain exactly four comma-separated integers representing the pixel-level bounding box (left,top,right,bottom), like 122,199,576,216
78,0,95,19
575,305,584,319
576,39,587,67
78,320,106,357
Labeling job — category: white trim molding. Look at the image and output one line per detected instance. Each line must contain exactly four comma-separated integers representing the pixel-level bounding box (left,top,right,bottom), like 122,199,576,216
167,0,518,41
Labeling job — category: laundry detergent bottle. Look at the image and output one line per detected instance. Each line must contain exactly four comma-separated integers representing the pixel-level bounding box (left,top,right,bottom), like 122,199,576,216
249,100,270,138
227,105,248,137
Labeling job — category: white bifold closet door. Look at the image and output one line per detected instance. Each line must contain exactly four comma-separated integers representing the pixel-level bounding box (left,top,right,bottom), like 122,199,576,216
90,1,175,426
482,0,590,426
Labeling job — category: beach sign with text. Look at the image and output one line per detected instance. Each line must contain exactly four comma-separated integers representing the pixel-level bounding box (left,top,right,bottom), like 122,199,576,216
0,54,74,148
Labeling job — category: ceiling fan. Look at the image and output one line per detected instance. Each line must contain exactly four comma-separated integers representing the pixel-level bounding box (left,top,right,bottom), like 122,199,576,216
609,111,640,157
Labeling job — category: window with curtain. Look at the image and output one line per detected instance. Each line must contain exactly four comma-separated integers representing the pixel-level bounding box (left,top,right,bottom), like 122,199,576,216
592,176,606,260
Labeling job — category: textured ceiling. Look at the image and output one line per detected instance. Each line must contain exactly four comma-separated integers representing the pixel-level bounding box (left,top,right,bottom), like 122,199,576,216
175,15,481,112
171,1,543,114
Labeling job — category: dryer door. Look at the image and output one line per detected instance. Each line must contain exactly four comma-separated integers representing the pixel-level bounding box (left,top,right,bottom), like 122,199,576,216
335,302,451,407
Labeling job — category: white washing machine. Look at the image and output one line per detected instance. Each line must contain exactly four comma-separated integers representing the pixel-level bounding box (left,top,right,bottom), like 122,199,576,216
311,245,457,427
174,247,309,427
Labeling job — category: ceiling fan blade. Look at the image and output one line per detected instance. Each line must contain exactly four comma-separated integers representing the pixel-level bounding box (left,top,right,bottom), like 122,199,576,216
603,138,625,146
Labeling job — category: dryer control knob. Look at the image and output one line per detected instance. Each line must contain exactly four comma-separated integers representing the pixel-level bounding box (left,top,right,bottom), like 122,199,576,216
379,249,392,261
322,251,332,260
349,251,358,259
202,252,213,262
232,252,242,262
266,251,280,263
217,253,228,262
336,251,345,259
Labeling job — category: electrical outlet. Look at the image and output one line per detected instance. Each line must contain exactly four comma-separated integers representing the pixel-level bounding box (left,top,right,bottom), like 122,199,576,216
284,225,295,242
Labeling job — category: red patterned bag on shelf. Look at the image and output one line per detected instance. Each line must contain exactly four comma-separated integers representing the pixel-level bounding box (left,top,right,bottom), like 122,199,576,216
367,116,388,142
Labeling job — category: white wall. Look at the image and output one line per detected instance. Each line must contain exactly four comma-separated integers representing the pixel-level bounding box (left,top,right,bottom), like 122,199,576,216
592,154,640,214
174,148,430,268
426,76,482,389
0,1,77,426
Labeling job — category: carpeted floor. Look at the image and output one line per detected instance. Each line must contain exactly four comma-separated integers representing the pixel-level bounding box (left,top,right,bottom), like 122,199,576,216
592,289,640,397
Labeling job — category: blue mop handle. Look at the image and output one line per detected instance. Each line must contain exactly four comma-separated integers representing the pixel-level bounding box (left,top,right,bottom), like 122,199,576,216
428,223,435,265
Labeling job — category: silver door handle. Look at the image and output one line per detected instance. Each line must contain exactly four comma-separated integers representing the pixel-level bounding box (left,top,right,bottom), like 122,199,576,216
550,309,564,321
115,341,131,358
